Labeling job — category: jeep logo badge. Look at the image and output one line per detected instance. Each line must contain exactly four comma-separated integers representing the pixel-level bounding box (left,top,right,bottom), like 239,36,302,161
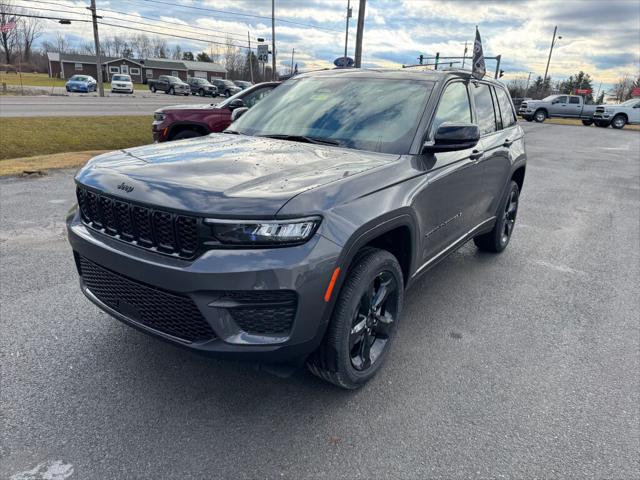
117,182,134,193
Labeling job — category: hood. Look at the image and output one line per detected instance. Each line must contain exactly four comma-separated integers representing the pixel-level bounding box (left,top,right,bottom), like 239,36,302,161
156,104,219,113
75,134,397,217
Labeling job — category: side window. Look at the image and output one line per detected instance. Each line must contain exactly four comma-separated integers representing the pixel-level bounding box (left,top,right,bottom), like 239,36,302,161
556,95,568,104
432,82,471,133
242,87,273,108
569,96,580,104
495,87,517,128
470,83,497,135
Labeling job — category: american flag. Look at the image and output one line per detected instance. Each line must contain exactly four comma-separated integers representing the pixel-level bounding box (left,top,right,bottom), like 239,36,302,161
1,21,17,33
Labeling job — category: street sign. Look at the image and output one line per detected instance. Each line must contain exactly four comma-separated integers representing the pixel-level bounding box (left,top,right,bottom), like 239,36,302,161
333,56,354,68
632,87,640,97
575,88,592,95
257,44,269,63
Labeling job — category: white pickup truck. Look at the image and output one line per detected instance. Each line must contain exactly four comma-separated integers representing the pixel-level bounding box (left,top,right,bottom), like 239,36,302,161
518,94,597,124
592,98,640,129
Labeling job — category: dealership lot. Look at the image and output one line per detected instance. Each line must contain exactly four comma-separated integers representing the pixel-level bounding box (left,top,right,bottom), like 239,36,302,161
0,94,223,117
1,124,638,479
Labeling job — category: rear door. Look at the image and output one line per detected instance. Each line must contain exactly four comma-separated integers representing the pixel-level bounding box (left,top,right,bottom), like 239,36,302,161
567,96,582,117
414,80,486,263
482,86,521,213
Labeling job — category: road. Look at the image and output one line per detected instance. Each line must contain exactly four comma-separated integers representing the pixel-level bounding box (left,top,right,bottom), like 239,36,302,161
1,124,639,479
0,93,224,117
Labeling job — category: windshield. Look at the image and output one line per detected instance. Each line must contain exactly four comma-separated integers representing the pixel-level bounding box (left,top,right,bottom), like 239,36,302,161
620,99,638,106
112,75,130,81
70,75,89,82
165,76,181,82
542,95,558,101
220,80,236,87
232,76,434,154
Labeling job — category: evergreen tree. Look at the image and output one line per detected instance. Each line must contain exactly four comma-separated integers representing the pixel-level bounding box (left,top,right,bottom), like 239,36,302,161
182,51,194,61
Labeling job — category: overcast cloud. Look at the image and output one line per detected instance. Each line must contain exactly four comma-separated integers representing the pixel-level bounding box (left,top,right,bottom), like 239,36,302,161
29,0,640,88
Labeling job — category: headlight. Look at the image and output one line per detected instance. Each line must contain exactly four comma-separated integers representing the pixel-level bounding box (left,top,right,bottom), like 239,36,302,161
154,112,166,121
203,216,321,246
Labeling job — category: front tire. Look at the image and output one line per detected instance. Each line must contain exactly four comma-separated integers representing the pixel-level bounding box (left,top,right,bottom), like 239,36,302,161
198,89,205,97
171,130,202,140
307,248,404,390
225,89,231,97
169,87,175,95
474,180,520,253
595,121,609,128
533,109,546,123
611,114,627,129
150,86,156,93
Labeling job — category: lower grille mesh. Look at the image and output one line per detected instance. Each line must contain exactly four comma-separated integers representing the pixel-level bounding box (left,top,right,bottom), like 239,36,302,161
79,256,216,343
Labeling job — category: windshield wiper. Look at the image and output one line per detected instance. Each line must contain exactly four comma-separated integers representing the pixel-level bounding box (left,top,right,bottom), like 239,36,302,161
257,134,341,146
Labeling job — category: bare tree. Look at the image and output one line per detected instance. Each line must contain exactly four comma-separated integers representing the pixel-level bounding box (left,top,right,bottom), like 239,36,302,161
151,36,167,58
18,14,41,62
55,32,68,54
171,44,182,60
0,0,19,64
612,74,637,102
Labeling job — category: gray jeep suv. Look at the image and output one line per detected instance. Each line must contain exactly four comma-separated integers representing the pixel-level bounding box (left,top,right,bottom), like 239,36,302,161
67,69,526,389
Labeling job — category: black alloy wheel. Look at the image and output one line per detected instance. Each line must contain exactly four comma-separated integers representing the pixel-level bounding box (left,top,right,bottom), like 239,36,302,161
349,271,398,371
501,187,519,246
307,247,404,389
474,180,520,253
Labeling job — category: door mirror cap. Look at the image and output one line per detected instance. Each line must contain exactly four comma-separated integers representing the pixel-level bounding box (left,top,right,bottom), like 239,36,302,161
423,122,480,153
228,98,245,110
231,107,249,122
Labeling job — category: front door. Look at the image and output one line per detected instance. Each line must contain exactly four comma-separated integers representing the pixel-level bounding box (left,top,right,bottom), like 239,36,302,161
549,95,568,117
413,81,485,264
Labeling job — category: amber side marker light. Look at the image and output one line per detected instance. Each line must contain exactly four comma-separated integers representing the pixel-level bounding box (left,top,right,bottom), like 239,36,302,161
324,267,341,302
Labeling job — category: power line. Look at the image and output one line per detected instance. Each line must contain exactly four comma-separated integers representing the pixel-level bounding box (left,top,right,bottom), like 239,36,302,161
0,11,90,22
134,0,342,33
15,0,252,40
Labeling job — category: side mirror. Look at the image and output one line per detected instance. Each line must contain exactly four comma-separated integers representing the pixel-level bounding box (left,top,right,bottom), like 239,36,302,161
422,123,480,153
228,98,245,110
231,107,249,122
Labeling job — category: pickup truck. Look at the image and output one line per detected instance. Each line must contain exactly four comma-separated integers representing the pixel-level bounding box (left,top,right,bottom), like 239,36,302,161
518,94,597,124
591,98,640,129
147,75,191,96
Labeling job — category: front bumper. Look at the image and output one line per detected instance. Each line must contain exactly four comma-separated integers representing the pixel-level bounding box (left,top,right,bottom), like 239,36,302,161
67,207,341,362
593,112,612,120
111,84,133,92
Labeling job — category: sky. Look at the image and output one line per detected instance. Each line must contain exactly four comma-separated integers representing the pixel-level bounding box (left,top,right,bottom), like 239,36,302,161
22,0,640,91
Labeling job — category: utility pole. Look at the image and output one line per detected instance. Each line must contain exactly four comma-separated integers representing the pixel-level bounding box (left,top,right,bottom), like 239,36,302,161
290,48,295,75
461,41,468,68
354,0,366,68
247,32,254,83
343,0,352,67
543,25,561,84
271,0,276,80
88,0,104,97
524,71,533,97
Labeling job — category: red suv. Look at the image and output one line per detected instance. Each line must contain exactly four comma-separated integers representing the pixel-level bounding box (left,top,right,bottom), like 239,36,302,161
152,82,279,142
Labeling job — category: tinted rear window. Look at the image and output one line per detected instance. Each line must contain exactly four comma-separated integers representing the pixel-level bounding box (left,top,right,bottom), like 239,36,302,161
471,83,497,135
495,87,517,128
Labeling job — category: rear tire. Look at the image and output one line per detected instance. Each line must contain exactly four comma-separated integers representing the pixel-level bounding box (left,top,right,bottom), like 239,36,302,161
171,130,202,140
307,248,404,390
595,121,609,128
582,119,593,126
611,114,627,129
198,89,205,97
533,109,546,123
474,180,520,253
169,87,175,95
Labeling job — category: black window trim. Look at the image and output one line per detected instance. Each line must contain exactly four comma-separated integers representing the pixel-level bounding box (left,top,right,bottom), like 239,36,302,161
469,80,501,138
426,78,473,140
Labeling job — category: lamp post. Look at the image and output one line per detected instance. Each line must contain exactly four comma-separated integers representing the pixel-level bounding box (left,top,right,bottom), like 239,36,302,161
543,26,562,85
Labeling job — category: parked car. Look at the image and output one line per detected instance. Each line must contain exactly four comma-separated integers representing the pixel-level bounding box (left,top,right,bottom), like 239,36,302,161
234,80,253,90
591,98,640,129
518,94,597,124
65,75,97,93
186,77,218,97
152,82,279,142
110,74,134,94
68,69,526,389
511,97,531,110
212,78,242,97
147,75,190,95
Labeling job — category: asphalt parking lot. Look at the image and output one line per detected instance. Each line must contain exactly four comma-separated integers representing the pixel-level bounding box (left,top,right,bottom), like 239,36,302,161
0,94,223,117
1,123,639,479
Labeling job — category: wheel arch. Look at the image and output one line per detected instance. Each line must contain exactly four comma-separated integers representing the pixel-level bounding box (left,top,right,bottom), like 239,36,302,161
511,165,526,193
167,121,210,140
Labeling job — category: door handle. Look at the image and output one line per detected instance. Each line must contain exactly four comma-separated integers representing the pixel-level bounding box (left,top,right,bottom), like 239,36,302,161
469,149,484,161
503,139,513,147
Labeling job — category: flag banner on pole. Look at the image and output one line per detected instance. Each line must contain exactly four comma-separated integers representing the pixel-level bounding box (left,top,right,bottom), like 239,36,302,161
472,27,486,79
